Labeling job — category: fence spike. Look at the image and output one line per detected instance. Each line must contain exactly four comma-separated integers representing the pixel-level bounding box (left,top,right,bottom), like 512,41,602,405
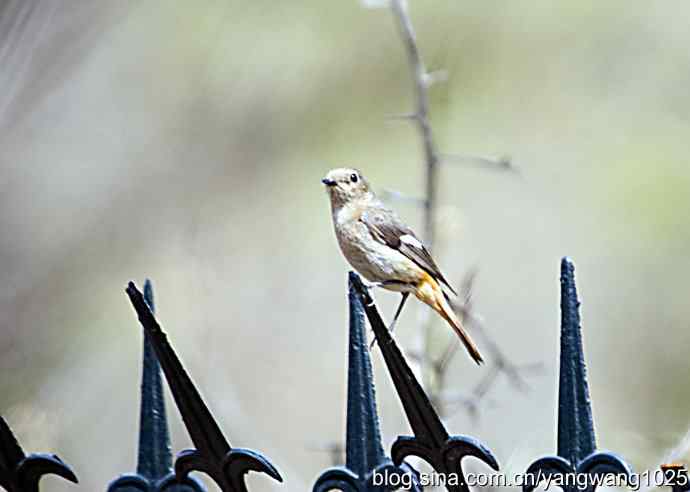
523,257,633,492
557,258,596,465
313,274,420,491
108,280,204,492
125,282,282,492
137,280,173,478
0,415,77,492
345,274,386,476
350,272,498,492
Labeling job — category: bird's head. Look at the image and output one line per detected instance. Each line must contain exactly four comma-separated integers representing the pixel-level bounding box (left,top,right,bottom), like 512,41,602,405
321,168,371,207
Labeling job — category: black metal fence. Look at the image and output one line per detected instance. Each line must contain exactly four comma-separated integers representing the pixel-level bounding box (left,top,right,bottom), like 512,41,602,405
1,258,686,492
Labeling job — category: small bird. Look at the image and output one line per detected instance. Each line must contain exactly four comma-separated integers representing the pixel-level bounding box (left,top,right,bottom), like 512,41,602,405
322,168,483,364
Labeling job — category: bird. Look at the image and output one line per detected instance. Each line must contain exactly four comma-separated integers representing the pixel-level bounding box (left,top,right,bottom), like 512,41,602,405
322,167,483,364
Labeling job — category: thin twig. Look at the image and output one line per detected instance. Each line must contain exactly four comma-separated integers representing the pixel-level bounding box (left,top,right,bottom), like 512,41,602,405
390,0,438,248
441,152,518,173
430,269,544,418
449,297,544,392
442,365,501,422
386,0,538,418
389,0,441,401
437,271,544,416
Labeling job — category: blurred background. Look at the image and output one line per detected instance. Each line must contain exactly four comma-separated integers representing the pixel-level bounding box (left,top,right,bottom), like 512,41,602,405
1,0,690,490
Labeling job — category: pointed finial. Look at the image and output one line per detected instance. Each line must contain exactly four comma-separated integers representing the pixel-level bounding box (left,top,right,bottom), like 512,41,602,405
524,258,632,492
349,272,498,492
345,273,386,476
108,280,205,492
312,273,420,491
558,257,595,465
125,281,282,492
137,279,173,479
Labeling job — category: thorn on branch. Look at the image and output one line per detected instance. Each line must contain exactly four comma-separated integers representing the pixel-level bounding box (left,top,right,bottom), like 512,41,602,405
441,153,518,173
384,0,535,419
386,112,419,122
422,69,449,88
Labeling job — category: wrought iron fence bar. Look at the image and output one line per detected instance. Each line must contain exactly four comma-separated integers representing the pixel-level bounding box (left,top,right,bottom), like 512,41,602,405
345,276,386,476
108,280,204,492
126,283,229,462
137,280,173,479
313,275,419,491
0,416,77,492
524,257,632,492
350,273,447,448
557,259,595,465
350,272,498,492
125,282,282,492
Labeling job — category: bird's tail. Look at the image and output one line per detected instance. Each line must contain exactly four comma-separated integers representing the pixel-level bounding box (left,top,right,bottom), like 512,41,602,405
417,277,484,365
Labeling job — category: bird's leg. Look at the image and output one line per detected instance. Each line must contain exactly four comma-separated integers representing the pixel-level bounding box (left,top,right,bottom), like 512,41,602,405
389,292,409,333
369,292,410,350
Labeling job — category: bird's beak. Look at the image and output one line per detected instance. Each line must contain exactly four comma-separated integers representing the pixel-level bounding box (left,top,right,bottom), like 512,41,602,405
321,177,336,187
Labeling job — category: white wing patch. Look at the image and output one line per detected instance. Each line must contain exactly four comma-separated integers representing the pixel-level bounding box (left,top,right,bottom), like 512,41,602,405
400,234,424,249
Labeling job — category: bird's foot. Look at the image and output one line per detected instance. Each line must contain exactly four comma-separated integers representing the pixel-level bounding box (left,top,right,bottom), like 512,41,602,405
366,280,406,290
365,281,386,290
368,320,397,351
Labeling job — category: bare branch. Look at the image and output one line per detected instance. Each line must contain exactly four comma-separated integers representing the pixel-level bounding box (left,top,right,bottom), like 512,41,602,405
451,300,543,391
427,269,544,418
390,0,439,249
384,0,536,419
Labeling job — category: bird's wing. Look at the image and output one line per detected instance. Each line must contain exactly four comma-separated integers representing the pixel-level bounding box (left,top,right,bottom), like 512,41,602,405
360,205,458,296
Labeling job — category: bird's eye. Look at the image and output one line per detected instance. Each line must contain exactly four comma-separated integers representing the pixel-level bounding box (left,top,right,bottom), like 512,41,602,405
350,173,358,183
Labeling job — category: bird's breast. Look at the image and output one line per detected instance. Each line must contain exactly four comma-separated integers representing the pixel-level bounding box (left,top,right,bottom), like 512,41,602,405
333,218,422,284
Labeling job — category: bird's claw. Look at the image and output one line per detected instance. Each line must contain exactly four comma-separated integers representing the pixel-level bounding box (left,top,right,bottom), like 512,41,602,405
369,320,398,351
365,281,385,290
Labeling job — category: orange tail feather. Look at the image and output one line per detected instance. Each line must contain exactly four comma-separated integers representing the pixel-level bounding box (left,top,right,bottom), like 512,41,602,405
416,276,484,365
